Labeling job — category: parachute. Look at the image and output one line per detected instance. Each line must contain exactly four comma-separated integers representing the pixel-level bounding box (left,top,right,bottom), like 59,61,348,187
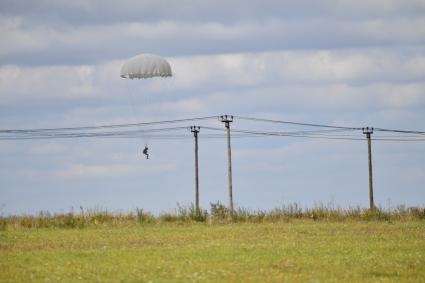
120,54,172,79
120,53,173,158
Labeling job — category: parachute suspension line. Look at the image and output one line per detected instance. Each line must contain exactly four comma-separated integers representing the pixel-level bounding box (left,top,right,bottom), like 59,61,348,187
124,81,149,154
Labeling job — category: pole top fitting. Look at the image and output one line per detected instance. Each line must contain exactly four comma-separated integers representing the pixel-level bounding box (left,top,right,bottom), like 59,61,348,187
219,115,234,123
190,125,200,133
362,127,374,134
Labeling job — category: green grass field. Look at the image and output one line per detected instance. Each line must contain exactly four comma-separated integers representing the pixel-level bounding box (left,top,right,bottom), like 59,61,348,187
1,220,424,282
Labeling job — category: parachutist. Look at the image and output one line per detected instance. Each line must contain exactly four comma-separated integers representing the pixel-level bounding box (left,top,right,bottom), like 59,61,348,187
142,145,149,159
121,54,172,161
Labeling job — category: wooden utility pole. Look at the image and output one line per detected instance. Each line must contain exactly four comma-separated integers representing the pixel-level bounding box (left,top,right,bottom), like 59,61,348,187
219,115,234,217
190,126,201,214
363,127,375,210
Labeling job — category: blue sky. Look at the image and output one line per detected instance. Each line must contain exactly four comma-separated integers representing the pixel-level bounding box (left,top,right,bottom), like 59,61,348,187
1,0,424,215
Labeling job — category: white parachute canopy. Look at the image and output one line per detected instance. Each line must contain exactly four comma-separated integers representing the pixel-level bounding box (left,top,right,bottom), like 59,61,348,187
120,53,172,79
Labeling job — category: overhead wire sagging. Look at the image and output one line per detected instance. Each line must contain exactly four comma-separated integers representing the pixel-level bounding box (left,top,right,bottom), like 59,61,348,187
1,115,424,142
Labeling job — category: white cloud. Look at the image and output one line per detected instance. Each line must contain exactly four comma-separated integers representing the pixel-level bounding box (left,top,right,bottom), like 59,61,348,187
2,49,424,116
0,64,101,100
1,14,424,64
2,0,424,26
167,50,425,90
0,17,48,56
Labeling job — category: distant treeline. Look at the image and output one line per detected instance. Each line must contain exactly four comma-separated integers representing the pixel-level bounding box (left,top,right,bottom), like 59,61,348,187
1,203,424,230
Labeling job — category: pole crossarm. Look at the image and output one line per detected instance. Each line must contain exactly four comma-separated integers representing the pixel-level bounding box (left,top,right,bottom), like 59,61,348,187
219,115,234,124
190,126,201,134
362,127,374,135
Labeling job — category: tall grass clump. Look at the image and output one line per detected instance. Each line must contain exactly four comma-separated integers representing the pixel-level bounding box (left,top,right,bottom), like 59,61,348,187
135,208,155,224
158,203,208,223
0,217,7,231
5,207,138,229
210,201,228,222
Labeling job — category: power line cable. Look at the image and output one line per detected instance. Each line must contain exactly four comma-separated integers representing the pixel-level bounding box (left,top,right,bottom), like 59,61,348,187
374,127,425,135
0,116,218,133
202,127,425,142
234,115,362,130
2,115,425,142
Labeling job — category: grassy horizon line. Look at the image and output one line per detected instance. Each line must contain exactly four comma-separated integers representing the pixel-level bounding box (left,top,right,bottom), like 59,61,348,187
1,202,424,229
